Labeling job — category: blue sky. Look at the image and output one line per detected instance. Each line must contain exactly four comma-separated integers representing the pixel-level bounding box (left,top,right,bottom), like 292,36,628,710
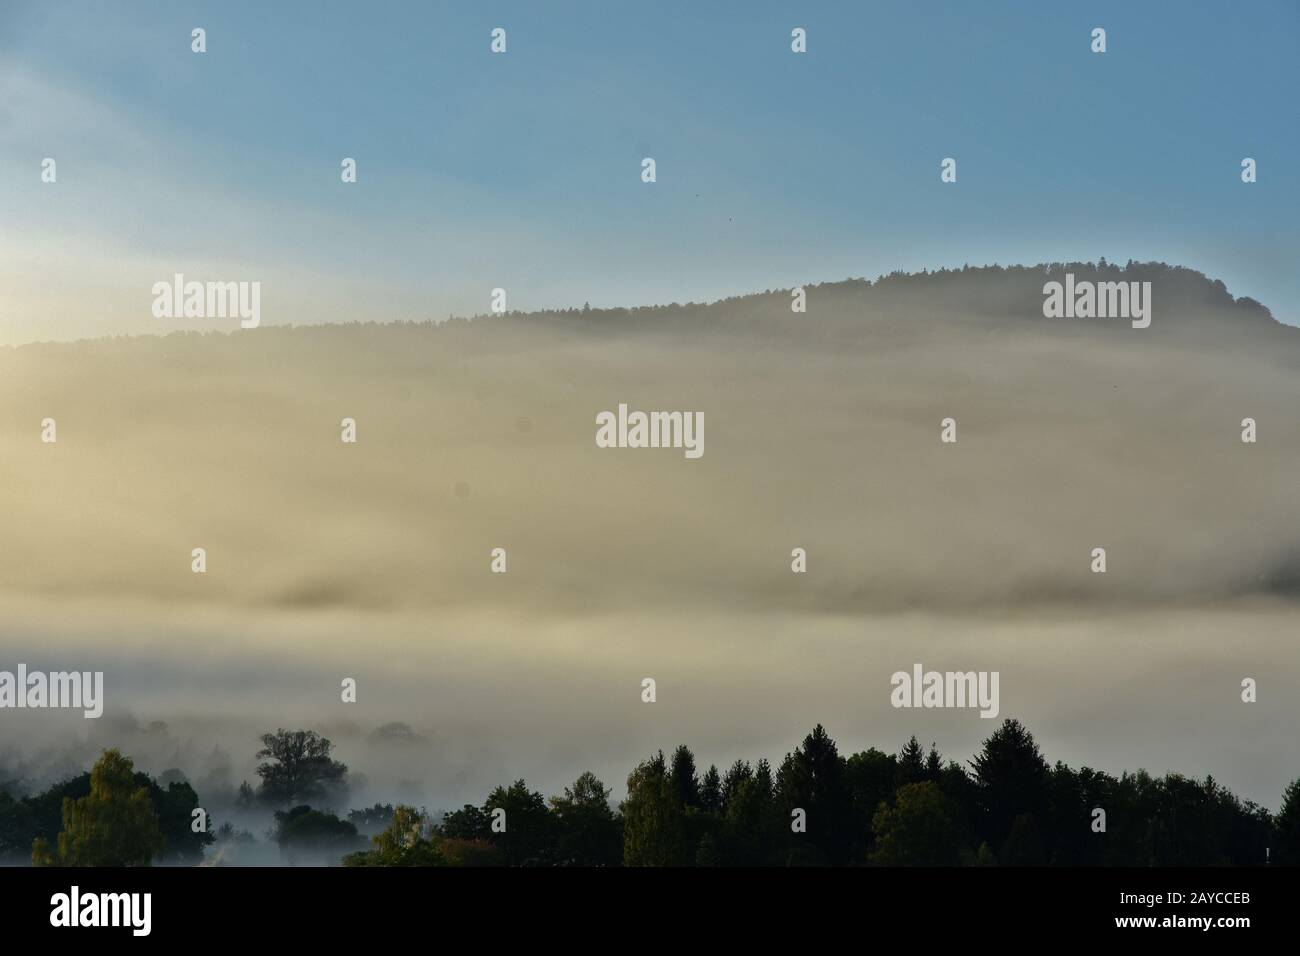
1,0,1296,343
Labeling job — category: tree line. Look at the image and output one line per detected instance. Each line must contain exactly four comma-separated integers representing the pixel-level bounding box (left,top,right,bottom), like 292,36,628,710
4,719,1298,866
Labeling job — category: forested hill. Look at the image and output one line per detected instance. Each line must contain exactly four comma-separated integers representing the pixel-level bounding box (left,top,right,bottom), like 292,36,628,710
3,262,1288,361
1,260,1297,617
438,260,1284,343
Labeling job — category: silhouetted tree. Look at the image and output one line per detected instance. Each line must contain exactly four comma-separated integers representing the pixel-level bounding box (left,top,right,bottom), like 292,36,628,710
1273,778,1300,865
722,760,779,865
440,804,490,841
700,765,722,813
720,759,752,813
272,805,362,862
971,719,1051,855
20,773,92,851
255,729,348,807
483,780,556,866
549,771,621,866
897,736,926,787
147,776,213,863
670,745,701,809
776,724,852,864
845,747,897,858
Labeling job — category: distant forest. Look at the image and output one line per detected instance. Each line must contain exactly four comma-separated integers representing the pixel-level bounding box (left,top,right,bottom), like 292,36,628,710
6,261,1282,358
4,719,1298,867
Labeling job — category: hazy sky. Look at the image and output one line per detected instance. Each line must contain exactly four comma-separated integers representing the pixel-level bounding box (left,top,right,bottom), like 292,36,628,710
1,0,1297,344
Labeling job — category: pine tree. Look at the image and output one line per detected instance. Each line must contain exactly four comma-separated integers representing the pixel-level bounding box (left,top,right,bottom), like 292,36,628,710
720,759,752,812
669,745,701,809
971,718,1051,852
897,735,926,786
776,724,852,864
1274,778,1300,865
700,765,722,814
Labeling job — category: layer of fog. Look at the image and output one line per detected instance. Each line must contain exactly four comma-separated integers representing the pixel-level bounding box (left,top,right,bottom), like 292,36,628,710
1,264,1296,860
1,601,1295,818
